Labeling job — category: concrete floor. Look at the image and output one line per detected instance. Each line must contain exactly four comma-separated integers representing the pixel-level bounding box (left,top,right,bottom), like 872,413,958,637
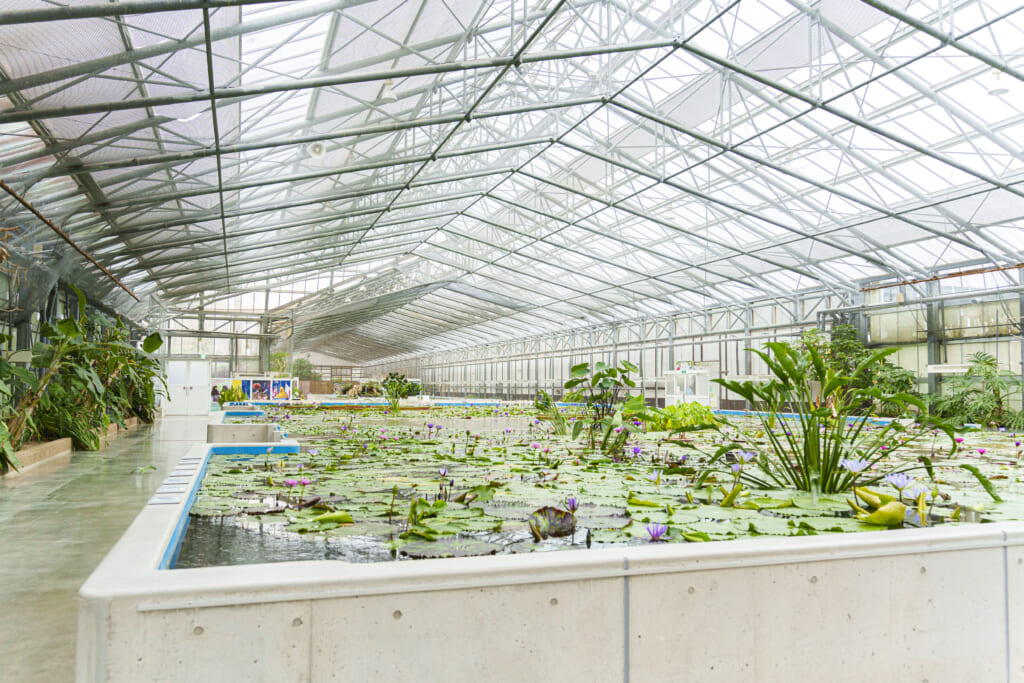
0,416,210,682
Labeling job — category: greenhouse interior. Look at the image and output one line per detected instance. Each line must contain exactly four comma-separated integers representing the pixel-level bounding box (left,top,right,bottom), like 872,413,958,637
3,0,1024,680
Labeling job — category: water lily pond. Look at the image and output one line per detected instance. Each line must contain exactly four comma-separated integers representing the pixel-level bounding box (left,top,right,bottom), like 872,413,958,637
174,404,1024,568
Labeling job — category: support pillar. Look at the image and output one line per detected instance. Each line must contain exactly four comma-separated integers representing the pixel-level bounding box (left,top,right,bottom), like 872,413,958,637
925,282,943,396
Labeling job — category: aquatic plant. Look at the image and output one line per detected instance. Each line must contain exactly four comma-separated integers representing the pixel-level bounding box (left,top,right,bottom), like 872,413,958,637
564,360,640,450
645,522,668,542
381,372,416,411
643,401,718,432
884,471,913,501
534,390,570,435
713,341,956,494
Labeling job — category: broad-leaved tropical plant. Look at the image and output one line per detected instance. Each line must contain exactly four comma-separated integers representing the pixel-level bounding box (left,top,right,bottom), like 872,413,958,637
711,341,956,494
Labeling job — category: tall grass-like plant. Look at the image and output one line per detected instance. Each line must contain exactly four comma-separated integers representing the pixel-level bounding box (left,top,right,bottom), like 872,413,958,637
712,342,955,495
533,390,569,435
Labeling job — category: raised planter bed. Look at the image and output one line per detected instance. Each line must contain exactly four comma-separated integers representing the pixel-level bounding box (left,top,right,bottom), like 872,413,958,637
77,446,1024,682
4,417,144,477
9,437,73,474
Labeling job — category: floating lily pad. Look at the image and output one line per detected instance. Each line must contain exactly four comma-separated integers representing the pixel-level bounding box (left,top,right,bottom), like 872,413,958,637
528,506,576,540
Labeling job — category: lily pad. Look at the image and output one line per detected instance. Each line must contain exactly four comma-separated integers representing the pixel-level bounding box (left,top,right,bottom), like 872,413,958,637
528,506,576,540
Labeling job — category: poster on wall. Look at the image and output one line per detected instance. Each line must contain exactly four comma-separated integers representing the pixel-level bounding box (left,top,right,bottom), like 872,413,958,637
238,379,251,400
250,380,271,400
271,379,292,400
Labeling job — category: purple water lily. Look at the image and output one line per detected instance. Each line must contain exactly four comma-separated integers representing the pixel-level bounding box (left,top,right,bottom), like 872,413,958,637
565,497,579,513
645,522,668,542
884,471,913,493
839,458,870,473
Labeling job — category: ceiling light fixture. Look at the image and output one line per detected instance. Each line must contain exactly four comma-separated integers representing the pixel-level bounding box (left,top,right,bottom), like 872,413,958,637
988,71,1009,96
380,79,398,103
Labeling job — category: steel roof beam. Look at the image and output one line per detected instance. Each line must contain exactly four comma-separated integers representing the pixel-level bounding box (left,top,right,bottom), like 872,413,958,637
675,38,1024,202
99,207,459,259
858,0,1024,86
158,245,416,298
0,0,299,24
0,0,374,98
0,41,673,123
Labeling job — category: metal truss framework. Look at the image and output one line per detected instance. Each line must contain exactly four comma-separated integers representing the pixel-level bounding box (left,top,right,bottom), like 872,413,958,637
3,0,1024,363
367,287,845,400
369,284,1024,404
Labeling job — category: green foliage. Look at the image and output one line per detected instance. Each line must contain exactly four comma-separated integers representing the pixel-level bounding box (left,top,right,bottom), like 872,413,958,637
381,372,417,411
643,401,718,431
713,341,955,494
269,353,320,381
292,358,320,382
218,385,247,405
564,360,642,452
533,390,569,435
800,323,919,415
564,360,638,422
929,351,1024,427
0,293,165,471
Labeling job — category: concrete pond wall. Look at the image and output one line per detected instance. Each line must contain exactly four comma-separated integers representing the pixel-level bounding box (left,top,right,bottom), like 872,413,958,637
78,442,1024,682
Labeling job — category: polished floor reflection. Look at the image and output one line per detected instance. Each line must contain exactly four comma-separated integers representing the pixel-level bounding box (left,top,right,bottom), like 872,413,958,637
0,416,210,681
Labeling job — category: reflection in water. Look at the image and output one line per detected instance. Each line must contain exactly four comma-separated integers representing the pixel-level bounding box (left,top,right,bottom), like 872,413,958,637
174,516,397,567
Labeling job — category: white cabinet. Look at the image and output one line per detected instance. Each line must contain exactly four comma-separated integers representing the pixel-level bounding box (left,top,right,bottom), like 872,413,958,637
663,366,717,408
165,360,211,416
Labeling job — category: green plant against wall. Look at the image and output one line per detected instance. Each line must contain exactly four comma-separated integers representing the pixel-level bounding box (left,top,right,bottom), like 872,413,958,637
269,353,322,381
800,323,919,416
0,287,164,472
711,341,956,495
930,351,1024,428
217,385,247,405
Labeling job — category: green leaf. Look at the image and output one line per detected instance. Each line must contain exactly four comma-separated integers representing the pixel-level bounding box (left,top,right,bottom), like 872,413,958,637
627,496,663,508
918,455,935,481
311,511,354,524
69,283,87,319
56,318,80,339
570,363,590,378
959,463,1003,502
620,360,639,373
30,343,55,368
142,332,163,354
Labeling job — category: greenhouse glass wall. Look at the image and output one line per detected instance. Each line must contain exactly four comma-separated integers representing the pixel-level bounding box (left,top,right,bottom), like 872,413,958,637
5,0,1024,680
